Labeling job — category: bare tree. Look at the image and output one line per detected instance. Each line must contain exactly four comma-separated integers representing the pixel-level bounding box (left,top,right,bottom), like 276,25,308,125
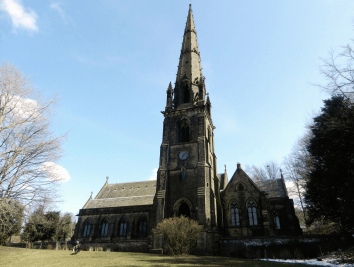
245,161,281,181
317,44,354,102
0,62,65,208
283,130,314,233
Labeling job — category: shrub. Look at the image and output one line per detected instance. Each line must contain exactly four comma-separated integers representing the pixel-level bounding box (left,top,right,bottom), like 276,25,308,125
152,216,201,255
47,244,53,250
0,232,10,245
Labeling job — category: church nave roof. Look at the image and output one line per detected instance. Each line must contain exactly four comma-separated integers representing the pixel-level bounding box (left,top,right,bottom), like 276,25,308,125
82,180,157,209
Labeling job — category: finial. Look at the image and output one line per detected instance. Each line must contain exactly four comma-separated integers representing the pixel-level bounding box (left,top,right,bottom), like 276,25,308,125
106,176,109,183
280,169,284,180
237,162,241,169
206,93,211,105
90,191,93,198
224,164,226,171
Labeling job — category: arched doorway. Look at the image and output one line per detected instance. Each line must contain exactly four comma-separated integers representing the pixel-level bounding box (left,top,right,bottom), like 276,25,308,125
179,202,190,218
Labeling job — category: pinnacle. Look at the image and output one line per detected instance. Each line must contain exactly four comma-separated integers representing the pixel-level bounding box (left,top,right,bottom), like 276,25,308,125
168,82,172,90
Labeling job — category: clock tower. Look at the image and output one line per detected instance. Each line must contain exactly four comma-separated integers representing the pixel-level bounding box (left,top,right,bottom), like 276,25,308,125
153,4,220,229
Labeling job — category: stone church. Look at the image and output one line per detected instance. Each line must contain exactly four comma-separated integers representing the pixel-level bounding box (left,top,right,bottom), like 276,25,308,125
72,5,302,251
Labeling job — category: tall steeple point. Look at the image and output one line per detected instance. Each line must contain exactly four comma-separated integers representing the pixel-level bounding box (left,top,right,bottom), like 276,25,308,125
173,5,205,109
176,4,203,85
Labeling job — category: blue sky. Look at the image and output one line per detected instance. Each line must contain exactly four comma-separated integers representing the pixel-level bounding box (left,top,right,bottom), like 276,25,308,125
1,0,353,216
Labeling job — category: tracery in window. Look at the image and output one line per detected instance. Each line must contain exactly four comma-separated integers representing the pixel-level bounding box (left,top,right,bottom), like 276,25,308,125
83,220,91,237
139,218,148,237
248,201,258,226
119,218,128,236
273,212,281,229
230,202,240,226
100,219,109,236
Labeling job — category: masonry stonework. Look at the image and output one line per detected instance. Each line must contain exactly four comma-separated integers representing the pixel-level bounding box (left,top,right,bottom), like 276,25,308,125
72,4,302,252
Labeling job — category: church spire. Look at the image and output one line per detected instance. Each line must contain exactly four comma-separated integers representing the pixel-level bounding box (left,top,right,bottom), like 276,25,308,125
176,4,203,85
173,4,206,109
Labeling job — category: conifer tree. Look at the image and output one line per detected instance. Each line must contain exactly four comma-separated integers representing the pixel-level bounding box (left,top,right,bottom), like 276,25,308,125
305,95,354,233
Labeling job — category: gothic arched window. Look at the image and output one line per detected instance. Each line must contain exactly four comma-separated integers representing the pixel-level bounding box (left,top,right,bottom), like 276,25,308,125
100,219,109,237
248,201,258,226
230,202,240,226
119,218,128,236
83,220,91,237
139,218,148,237
181,120,190,142
183,84,190,103
273,212,281,229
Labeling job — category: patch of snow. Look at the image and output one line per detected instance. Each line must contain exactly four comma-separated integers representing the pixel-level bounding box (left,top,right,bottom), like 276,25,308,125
259,258,354,266
222,238,319,247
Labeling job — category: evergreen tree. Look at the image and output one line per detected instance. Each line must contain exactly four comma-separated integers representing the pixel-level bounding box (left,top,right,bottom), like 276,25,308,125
305,95,354,233
22,206,47,243
43,211,60,241
0,199,24,245
22,207,72,242
54,213,72,241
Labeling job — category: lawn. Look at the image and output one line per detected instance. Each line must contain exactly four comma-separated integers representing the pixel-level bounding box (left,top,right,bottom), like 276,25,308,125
0,246,308,267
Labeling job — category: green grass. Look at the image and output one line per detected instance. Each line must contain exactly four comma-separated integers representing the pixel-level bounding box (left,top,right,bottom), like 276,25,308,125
0,246,308,267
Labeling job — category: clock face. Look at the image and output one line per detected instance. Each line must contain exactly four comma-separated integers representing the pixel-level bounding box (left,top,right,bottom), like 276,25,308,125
179,151,189,160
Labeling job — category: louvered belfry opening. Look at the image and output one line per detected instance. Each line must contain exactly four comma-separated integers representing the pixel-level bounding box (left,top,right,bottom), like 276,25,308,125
181,119,190,142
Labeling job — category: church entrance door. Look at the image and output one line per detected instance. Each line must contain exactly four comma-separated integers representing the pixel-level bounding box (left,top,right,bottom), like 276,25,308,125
178,202,190,218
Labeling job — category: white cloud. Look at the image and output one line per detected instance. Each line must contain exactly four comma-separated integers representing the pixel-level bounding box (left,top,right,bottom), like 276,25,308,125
50,2,65,20
0,0,38,32
149,168,158,180
7,95,39,118
41,162,71,182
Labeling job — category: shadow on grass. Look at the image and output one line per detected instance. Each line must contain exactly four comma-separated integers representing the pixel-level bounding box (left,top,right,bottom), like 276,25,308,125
131,254,302,267
0,247,20,253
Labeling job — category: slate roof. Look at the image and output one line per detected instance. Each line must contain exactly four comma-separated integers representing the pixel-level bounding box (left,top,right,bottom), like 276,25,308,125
83,180,157,209
254,179,287,198
84,195,155,209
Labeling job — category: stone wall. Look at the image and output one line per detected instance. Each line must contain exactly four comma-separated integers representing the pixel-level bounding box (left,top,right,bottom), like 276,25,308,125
73,205,153,242
79,240,151,253
218,235,354,259
7,241,71,250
